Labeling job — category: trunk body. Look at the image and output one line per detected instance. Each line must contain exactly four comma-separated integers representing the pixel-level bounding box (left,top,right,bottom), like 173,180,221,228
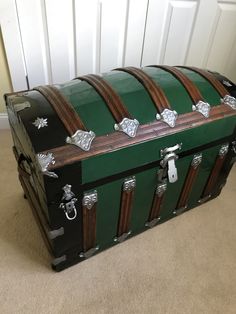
5,66,236,271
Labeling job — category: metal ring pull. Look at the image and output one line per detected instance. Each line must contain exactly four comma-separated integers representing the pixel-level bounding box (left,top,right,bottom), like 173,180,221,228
65,206,77,220
59,184,78,221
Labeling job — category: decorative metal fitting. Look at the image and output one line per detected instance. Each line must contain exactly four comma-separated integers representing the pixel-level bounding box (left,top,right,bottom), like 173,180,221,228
83,191,98,210
156,109,178,128
66,130,95,151
114,230,131,243
123,177,136,192
145,217,161,228
48,227,64,240
79,245,99,259
198,194,211,204
51,255,67,267
173,205,187,216
14,101,31,112
59,184,78,220
192,101,211,118
160,143,182,158
32,117,48,129
114,118,139,137
222,95,236,110
36,153,58,178
156,181,167,197
222,80,232,87
191,153,203,169
219,144,229,158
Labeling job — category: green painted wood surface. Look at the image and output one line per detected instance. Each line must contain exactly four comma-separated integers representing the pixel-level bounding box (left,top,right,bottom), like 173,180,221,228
177,68,221,105
143,67,194,114
58,80,116,136
81,115,235,184
103,71,157,124
58,67,223,137
88,144,226,251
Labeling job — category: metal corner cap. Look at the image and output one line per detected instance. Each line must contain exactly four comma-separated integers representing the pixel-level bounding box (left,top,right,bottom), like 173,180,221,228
66,129,96,151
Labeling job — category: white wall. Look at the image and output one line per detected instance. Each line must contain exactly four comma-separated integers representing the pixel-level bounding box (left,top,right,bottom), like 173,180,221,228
0,0,236,91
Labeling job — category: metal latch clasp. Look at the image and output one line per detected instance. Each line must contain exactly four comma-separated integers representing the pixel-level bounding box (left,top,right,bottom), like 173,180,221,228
160,143,182,183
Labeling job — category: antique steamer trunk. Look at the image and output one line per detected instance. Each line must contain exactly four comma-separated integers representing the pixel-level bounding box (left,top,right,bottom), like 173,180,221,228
5,66,236,271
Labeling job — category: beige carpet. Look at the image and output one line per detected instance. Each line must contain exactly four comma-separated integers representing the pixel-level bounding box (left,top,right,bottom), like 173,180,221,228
0,129,236,314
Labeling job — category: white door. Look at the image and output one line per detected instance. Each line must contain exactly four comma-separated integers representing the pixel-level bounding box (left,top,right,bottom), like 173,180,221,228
0,0,236,90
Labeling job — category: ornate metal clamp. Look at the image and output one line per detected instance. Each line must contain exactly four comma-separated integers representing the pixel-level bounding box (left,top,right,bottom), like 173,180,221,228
36,153,58,178
66,130,96,151
156,109,178,128
219,144,229,158
114,118,140,137
82,191,98,209
222,95,236,110
192,101,211,118
59,184,78,220
160,143,182,183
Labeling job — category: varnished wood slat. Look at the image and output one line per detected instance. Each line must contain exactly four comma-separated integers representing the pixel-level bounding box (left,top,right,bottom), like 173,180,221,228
117,178,135,238
201,145,229,199
177,154,202,209
34,85,86,135
115,67,171,112
148,194,164,222
177,66,228,98
77,74,131,122
82,203,97,252
41,104,236,170
149,65,203,104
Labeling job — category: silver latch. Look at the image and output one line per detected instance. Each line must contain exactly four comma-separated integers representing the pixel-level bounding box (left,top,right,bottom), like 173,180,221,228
160,143,182,183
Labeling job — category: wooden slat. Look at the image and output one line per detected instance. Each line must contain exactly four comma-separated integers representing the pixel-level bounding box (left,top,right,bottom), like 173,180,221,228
177,66,228,98
41,104,236,169
77,74,131,122
116,177,135,239
115,67,171,112
149,65,204,104
201,144,229,199
34,85,86,135
177,154,202,209
82,202,97,252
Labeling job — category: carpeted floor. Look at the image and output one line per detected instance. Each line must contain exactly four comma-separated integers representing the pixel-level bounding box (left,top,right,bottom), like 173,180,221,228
0,129,236,314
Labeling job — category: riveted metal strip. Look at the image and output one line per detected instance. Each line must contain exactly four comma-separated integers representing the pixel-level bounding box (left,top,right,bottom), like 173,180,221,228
175,153,202,214
199,144,229,202
114,177,136,242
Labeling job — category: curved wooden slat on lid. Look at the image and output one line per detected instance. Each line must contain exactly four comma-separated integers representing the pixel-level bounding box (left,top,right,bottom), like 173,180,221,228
115,66,171,112
148,65,204,104
177,66,228,98
114,67,178,127
34,85,95,151
77,74,139,137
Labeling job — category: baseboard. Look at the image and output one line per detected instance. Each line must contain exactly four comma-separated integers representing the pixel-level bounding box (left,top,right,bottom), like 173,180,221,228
0,113,9,129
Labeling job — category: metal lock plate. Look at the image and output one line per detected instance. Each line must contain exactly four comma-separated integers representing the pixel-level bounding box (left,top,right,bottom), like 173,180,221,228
160,144,182,183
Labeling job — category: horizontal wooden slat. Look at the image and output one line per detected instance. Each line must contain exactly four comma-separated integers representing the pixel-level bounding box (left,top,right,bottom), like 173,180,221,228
40,104,236,169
